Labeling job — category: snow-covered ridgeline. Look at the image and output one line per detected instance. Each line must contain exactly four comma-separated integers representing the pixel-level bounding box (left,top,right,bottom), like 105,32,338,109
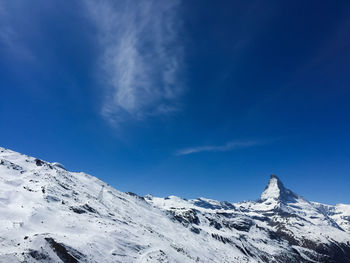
0,147,350,263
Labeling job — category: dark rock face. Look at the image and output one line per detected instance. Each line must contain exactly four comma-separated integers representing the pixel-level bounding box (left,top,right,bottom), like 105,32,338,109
223,220,253,232
211,233,233,244
190,227,201,234
28,250,49,260
45,237,79,263
69,206,86,214
208,218,222,230
82,204,97,214
125,191,146,202
35,159,44,166
169,209,200,226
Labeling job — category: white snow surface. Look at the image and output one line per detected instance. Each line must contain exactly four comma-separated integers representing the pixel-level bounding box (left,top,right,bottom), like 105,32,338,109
0,147,349,263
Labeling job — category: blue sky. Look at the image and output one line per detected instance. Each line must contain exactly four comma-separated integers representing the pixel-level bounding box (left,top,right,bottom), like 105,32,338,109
1,0,350,204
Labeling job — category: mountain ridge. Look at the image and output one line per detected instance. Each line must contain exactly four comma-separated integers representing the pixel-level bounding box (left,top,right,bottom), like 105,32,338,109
1,146,350,262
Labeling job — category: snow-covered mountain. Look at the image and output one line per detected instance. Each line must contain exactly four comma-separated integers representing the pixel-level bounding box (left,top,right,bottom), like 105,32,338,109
0,147,350,263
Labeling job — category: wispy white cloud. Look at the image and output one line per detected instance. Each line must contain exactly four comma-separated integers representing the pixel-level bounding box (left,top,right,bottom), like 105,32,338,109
176,140,264,156
85,0,184,124
0,2,35,61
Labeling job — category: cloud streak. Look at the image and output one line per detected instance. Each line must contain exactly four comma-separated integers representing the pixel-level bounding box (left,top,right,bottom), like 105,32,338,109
0,2,36,61
85,0,184,124
176,140,263,156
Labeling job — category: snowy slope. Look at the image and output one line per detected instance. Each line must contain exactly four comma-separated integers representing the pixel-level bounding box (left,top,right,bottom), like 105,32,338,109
0,147,350,263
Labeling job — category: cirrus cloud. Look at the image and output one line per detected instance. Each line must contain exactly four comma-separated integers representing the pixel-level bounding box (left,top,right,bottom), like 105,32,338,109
85,0,184,124
176,140,264,156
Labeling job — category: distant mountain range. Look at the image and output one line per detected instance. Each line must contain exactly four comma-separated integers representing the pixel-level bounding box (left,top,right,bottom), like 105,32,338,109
1,147,350,262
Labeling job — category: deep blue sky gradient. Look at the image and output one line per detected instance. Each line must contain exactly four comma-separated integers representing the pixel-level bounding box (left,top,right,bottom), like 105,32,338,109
1,1,350,204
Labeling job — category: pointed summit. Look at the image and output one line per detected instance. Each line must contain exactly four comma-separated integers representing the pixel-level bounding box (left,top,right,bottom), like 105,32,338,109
260,174,298,202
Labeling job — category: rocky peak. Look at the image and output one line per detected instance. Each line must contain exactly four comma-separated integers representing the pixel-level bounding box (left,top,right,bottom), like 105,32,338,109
260,174,298,202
